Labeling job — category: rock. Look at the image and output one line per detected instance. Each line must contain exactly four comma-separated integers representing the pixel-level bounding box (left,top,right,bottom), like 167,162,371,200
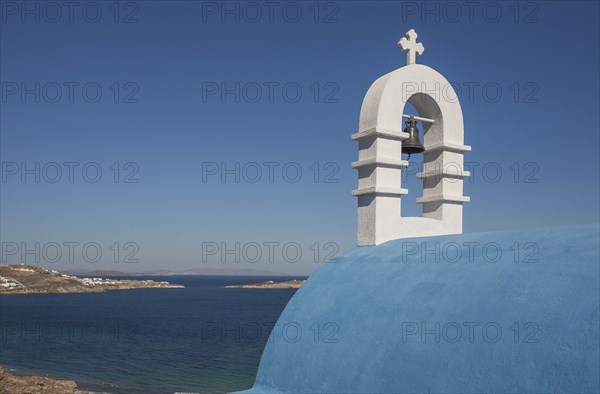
225,280,304,289
0,366,97,394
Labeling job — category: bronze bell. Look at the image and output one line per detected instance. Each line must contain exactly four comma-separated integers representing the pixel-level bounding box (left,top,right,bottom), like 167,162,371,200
402,118,425,160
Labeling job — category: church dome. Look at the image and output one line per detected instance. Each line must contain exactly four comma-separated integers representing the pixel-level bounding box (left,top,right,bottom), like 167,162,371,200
239,224,599,393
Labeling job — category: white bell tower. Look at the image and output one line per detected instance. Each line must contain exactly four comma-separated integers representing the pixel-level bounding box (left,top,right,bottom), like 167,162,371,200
353,29,471,246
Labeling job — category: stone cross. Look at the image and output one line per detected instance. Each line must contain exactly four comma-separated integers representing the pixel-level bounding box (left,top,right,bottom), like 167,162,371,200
398,29,424,65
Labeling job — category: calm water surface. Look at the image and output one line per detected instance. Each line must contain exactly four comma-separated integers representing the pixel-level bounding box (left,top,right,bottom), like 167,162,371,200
0,275,303,393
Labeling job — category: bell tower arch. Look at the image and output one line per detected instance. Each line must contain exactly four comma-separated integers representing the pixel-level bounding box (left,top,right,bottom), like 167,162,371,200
352,29,471,245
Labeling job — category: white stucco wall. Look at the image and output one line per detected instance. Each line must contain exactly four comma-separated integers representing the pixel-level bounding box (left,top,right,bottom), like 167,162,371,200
353,64,470,245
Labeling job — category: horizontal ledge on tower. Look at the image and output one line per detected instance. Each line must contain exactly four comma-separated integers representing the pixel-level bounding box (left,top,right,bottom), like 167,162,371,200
425,142,472,153
352,187,409,197
416,194,471,204
417,170,471,179
352,157,409,169
351,127,409,141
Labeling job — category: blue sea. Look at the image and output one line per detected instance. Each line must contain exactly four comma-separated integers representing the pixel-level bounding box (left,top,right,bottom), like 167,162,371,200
0,275,303,393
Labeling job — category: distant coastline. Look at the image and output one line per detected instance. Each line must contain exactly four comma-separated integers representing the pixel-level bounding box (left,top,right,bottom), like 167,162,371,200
64,267,292,277
0,265,184,295
226,279,304,289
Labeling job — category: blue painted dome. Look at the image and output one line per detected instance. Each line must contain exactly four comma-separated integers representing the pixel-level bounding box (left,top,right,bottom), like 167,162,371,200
239,224,599,393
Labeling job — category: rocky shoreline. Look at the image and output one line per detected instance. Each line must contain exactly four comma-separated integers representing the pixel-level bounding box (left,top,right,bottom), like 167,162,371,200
225,279,304,289
0,265,184,295
0,366,97,394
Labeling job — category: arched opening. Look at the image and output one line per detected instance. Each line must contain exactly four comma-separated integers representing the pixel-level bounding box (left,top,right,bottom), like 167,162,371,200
400,101,424,217
400,95,443,218
355,64,467,244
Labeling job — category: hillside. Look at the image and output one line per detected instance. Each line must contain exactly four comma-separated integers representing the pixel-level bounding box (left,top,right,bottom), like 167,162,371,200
0,265,184,295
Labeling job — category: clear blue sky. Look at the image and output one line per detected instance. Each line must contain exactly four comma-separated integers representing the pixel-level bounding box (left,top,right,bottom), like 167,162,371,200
1,1,599,275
